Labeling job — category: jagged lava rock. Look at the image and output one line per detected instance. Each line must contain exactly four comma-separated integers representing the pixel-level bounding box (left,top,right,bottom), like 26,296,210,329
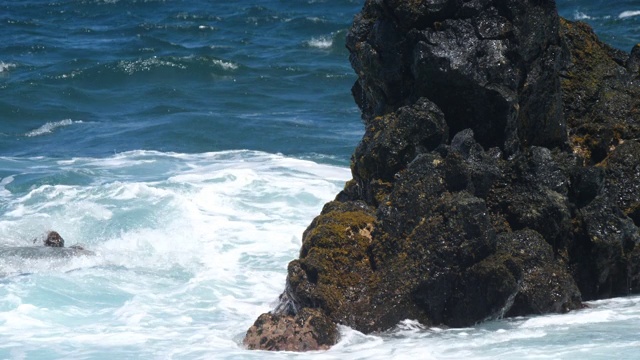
244,0,640,351
347,0,567,155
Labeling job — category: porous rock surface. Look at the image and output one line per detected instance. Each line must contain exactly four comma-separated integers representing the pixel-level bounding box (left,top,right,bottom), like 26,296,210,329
244,0,640,350
243,308,338,351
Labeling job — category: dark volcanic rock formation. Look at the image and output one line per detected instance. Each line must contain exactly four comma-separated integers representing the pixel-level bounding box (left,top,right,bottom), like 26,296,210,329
244,0,640,351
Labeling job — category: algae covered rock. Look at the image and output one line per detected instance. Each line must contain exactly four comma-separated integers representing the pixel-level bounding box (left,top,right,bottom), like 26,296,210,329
560,20,640,164
244,0,640,351
283,200,380,331
347,0,567,155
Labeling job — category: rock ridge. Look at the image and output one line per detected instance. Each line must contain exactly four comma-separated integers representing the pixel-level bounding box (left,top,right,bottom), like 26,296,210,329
243,0,640,351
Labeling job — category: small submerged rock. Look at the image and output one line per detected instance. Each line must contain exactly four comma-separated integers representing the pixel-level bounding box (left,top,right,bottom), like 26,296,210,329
0,231,95,278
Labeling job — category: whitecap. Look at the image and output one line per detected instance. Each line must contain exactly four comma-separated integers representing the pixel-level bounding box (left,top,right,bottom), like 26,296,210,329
574,10,592,20
520,309,616,328
0,176,14,197
212,59,238,70
619,10,640,19
395,319,427,332
0,62,16,73
24,119,83,137
308,35,333,49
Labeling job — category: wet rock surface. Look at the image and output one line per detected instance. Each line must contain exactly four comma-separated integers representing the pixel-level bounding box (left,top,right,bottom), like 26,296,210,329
244,0,640,351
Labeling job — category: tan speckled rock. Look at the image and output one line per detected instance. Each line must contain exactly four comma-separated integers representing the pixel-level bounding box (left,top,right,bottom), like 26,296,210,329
243,308,338,352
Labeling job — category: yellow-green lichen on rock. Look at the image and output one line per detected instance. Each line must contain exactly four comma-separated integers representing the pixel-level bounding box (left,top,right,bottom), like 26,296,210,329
560,18,640,164
288,200,379,327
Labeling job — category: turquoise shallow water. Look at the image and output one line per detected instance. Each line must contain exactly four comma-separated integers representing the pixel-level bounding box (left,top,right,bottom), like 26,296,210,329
1,1,639,359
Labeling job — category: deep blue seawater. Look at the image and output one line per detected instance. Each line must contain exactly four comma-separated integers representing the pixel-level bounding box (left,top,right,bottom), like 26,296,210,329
0,0,362,162
0,1,639,359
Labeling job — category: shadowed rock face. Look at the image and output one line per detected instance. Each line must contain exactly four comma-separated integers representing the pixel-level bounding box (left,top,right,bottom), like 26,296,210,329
347,0,567,155
244,0,640,351
560,20,640,165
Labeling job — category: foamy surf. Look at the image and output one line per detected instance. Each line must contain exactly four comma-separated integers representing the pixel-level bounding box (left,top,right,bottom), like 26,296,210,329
0,150,352,358
307,35,333,49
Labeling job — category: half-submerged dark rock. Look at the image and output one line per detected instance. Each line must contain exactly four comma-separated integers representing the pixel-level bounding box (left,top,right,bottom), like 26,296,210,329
29,230,94,255
244,0,640,351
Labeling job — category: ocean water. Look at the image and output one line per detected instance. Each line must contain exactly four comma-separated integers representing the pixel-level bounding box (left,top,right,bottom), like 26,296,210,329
0,1,638,359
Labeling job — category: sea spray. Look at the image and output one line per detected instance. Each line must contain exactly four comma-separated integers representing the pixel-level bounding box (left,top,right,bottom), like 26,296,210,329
0,150,350,359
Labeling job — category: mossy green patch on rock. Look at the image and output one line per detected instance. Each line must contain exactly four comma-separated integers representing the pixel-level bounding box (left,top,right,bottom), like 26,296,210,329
285,200,380,330
560,19,640,164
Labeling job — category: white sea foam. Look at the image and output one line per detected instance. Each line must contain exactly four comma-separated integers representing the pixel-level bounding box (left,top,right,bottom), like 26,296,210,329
308,35,333,49
0,62,16,73
619,10,640,19
574,10,592,20
24,119,83,137
521,309,617,328
212,59,238,70
0,150,350,357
